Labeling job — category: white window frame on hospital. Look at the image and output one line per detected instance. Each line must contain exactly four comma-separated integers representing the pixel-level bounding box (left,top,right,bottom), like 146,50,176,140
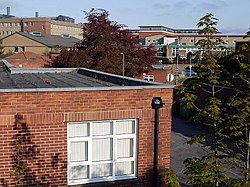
67,119,138,185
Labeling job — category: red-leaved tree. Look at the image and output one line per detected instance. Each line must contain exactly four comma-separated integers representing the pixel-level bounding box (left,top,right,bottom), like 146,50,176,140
52,9,156,77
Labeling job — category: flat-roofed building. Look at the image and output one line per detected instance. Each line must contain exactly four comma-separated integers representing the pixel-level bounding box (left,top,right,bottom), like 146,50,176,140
0,60,173,186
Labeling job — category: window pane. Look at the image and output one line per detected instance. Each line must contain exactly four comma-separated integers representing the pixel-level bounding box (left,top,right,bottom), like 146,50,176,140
117,138,133,158
92,138,113,161
92,122,112,136
70,141,88,162
69,123,89,137
92,163,112,178
69,165,89,180
116,120,135,134
115,161,134,176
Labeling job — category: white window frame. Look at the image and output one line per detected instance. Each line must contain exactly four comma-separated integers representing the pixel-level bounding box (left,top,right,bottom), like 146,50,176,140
67,119,138,185
144,75,154,82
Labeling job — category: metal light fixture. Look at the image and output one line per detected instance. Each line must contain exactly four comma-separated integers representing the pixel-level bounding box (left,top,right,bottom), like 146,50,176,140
151,97,163,109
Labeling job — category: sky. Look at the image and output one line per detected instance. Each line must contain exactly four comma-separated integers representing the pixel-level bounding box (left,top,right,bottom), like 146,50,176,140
0,0,249,34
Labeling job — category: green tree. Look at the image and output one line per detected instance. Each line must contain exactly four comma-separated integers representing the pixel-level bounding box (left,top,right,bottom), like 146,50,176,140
53,9,156,77
181,13,243,186
159,168,181,187
0,41,4,59
224,31,250,185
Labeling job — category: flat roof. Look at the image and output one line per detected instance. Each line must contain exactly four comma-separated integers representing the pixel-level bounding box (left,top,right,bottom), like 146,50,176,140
0,60,173,92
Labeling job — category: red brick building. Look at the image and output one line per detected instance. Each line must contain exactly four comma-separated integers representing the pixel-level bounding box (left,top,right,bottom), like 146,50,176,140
5,51,51,68
138,64,174,84
0,60,173,186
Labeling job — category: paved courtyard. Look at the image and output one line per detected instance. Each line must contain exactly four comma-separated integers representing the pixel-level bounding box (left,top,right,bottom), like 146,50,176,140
170,116,243,186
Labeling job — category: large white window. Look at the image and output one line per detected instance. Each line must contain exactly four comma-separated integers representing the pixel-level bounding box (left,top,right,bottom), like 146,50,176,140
67,119,137,185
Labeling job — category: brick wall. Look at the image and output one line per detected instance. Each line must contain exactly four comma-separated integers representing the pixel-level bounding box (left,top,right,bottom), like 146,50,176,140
24,21,51,35
1,34,48,55
6,59,49,68
0,88,173,186
138,70,174,84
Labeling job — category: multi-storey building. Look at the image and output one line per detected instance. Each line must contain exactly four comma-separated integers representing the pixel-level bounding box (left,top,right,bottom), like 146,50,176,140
0,8,82,39
132,26,248,64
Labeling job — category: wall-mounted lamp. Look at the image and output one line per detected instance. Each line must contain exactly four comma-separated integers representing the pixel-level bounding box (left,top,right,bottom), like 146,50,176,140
151,97,163,109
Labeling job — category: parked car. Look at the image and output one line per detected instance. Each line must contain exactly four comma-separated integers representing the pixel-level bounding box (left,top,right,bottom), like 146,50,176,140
185,66,197,72
177,69,197,76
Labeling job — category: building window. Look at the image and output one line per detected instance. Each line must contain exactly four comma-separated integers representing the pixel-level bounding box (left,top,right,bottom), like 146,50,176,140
5,23,8,27
6,31,8,35
14,47,18,52
42,25,45,30
24,22,28,26
30,22,33,26
21,47,25,52
2,31,4,35
144,75,154,82
67,119,137,185
9,23,12,27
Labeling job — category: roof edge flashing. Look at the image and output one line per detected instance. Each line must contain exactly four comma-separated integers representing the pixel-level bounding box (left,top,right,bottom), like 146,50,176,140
2,59,77,74
2,59,14,72
0,85,174,93
78,68,162,86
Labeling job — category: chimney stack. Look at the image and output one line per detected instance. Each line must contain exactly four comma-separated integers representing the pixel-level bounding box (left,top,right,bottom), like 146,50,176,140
35,12,39,18
7,7,10,15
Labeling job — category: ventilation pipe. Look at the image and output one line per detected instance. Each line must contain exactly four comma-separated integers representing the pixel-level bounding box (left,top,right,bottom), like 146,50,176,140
7,7,10,15
20,19,24,32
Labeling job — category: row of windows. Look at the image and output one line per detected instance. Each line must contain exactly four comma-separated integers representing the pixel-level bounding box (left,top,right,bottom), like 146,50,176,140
172,47,227,51
0,22,34,27
1,22,20,27
0,30,17,36
175,30,198,34
14,46,25,52
51,24,81,31
0,22,46,29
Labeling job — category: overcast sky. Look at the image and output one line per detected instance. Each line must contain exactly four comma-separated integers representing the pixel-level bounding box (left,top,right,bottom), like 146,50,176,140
1,0,249,34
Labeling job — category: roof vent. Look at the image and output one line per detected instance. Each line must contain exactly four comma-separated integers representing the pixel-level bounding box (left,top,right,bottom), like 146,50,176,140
29,31,42,36
61,34,70,38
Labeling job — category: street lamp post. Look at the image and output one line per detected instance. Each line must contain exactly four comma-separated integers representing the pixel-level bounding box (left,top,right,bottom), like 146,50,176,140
189,54,192,77
120,52,125,76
